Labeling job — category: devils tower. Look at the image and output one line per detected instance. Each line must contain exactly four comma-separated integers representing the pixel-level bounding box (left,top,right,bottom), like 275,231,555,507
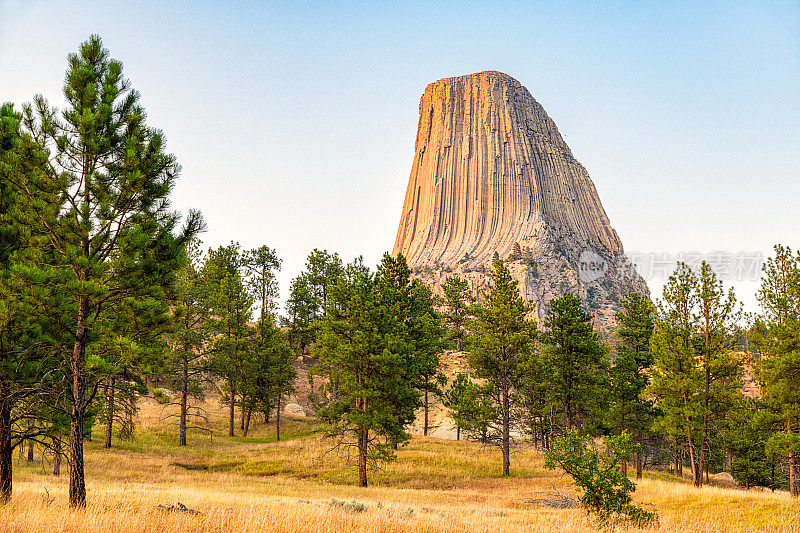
392,71,648,325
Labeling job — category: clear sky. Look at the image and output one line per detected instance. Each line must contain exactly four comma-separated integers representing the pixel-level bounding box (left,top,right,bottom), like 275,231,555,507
2,0,798,313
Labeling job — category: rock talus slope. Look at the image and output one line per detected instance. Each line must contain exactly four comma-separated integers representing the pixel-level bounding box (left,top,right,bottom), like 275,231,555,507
392,71,647,325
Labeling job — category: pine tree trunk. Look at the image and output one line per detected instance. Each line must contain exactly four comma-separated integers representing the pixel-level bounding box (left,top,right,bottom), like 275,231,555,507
456,426,460,441
243,408,252,437
104,377,115,448
53,437,61,476
620,417,628,477
565,394,573,430
501,384,510,477
240,399,246,431
179,349,189,446
423,389,429,437
636,448,643,480
69,295,89,508
688,440,702,487
789,451,800,498
26,439,33,462
228,383,236,437
358,428,368,487
673,439,681,478
0,396,12,503
275,394,281,442
699,367,710,487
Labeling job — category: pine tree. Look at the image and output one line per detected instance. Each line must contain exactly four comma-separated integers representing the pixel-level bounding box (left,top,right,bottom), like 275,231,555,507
17,36,201,506
443,373,494,441
204,243,253,438
166,239,211,446
754,245,800,496
519,348,554,449
439,275,474,351
313,257,422,486
285,274,316,353
649,262,742,488
724,397,781,489
541,293,609,433
466,259,536,476
695,261,742,486
242,245,281,319
0,102,56,503
285,249,343,354
240,319,294,439
648,262,698,481
377,254,444,438
609,292,655,478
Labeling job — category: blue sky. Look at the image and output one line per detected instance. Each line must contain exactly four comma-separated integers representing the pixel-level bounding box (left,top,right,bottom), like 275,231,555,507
2,0,798,312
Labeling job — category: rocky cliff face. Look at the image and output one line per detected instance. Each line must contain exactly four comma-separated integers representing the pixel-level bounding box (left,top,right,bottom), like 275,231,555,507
392,71,648,325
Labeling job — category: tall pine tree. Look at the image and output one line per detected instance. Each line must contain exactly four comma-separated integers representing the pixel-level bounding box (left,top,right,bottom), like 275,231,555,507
18,36,201,506
754,245,800,496
541,293,609,433
609,292,655,478
466,259,536,476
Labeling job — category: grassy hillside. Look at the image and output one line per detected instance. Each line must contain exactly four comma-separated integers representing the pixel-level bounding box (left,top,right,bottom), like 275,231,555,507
1,398,798,532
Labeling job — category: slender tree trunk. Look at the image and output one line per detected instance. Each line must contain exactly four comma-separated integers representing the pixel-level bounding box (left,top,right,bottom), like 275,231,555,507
0,396,12,503
620,418,627,477
240,398,246,431
688,439,702,487
228,382,236,437
275,394,281,442
26,439,33,462
423,389,429,437
501,385,510,477
53,437,61,476
699,367,710,487
673,439,680,478
104,377,115,448
565,395,573,431
789,451,800,498
69,295,89,508
243,408,252,437
358,427,368,487
636,448,643,480
456,426,460,441
771,461,776,492
179,353,188,446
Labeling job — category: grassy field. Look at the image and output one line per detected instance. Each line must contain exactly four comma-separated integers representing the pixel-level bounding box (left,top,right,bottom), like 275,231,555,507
2,398,799,532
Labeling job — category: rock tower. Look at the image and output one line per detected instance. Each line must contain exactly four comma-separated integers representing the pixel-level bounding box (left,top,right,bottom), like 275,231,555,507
392,71,648,325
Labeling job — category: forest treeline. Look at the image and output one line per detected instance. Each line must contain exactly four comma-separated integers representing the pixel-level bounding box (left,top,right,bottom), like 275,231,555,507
1,36,799,509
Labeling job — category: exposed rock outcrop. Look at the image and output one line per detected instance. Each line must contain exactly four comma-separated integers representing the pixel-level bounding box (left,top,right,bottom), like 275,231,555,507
392,71,647,325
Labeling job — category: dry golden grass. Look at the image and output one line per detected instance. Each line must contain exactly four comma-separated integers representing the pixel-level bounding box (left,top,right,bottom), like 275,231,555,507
2,398,800,532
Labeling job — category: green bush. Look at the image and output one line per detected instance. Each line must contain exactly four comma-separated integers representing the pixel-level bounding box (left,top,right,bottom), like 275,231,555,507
152,388,171,405
545,430,657,528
